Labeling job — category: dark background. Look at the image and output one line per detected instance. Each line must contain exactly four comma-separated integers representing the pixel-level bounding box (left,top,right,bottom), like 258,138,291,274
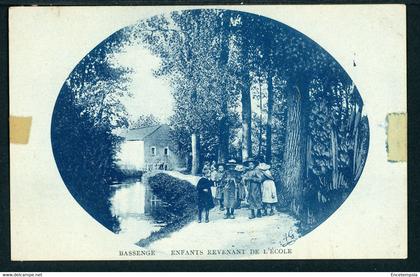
0,0,418,272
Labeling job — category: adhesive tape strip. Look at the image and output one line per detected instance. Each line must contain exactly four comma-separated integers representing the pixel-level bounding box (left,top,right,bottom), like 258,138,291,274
10,116,32,144
386,113,407,162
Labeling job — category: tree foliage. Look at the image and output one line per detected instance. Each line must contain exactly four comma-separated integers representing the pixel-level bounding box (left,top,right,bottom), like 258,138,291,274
51,31,132,231
127,10,369,228
131,114,161,128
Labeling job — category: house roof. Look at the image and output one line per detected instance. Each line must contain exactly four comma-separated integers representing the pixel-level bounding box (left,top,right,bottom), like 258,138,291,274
123,125,163,141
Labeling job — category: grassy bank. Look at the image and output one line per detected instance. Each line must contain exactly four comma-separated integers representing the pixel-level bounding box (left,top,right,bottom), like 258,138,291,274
136,172,197,247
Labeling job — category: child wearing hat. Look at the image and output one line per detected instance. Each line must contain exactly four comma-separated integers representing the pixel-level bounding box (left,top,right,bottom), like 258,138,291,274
209,160,218,198
210,160,217,180
259,163,278,216
202,161,211,176
222,159,239,219
214,163,225,211
196,170,215,223
242,158,265,219
234,164,246,209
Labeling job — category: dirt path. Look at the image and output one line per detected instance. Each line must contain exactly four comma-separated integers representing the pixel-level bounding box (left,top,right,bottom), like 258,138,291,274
149,204,300,258
138,171,301,258
166,171,201,186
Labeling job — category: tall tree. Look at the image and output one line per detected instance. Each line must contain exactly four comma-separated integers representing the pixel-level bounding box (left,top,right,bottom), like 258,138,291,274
265,70,274,163
216,13,232,163
136,10,239,173
241,72,252,161
261,30,277,164
282,74,310,215
231,15,253,162
191,133,200,175
277,33,318,216
52,30,132,231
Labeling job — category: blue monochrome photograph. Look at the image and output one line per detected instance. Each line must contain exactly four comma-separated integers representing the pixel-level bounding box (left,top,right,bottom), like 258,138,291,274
50,9,370,255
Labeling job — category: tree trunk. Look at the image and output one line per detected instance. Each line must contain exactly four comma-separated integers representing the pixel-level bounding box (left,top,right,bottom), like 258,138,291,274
241,80,252,162
218,111,229,163
353,116,367,183
281,79,309,217
191,133,200,175
265,72,274,164
217,23,230,164
239,19,252,163
331,129,338,190
258,79,263,158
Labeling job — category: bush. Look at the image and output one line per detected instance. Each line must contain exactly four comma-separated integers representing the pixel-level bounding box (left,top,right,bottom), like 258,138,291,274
147,173,197,219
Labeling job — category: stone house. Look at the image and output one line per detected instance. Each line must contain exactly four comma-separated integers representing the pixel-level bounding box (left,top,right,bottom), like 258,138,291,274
117,124,185,172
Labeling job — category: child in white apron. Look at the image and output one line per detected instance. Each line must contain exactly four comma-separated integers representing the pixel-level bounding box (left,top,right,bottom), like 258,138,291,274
259,163,278,216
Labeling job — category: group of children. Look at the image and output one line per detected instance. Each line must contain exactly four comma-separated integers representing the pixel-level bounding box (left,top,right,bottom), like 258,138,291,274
196,158,278,223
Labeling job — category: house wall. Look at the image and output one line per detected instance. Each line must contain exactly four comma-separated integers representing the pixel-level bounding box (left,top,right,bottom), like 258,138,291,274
143,125,185,170
116,140,145,171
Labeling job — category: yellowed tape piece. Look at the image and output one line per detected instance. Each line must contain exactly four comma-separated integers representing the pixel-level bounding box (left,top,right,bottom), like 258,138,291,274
386,113,407,162
10,116,32,144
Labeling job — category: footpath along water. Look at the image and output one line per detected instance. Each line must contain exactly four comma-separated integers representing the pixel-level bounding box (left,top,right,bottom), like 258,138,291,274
109,172,301,256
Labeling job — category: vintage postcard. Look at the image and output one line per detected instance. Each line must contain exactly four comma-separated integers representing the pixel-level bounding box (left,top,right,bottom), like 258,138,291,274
9,5,406,260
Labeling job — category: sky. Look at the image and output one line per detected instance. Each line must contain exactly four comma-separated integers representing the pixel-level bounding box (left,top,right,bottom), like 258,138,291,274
112,43,174,124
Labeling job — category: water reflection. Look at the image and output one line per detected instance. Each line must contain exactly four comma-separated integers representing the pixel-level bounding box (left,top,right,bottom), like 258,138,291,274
110,179,168,243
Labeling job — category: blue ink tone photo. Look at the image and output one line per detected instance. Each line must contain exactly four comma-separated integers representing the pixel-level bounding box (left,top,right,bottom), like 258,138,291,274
51,9,369,249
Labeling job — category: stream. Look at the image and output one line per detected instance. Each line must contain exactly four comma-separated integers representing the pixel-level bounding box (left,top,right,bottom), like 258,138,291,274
109,179,169,243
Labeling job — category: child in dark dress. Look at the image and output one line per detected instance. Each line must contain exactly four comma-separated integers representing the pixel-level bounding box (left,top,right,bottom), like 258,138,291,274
197,171,215,223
